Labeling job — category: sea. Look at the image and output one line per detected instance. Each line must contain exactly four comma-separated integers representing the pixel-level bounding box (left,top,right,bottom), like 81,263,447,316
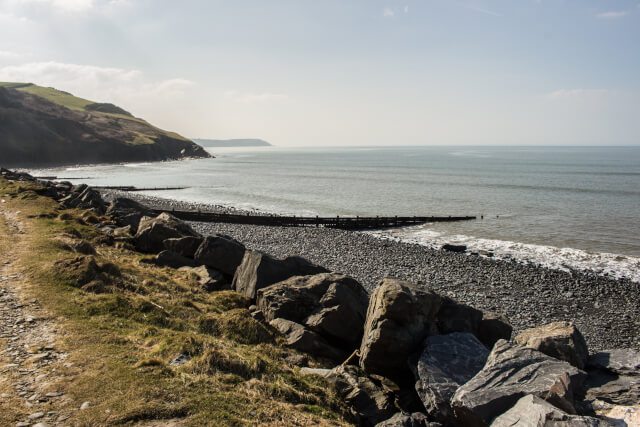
32,146,640,283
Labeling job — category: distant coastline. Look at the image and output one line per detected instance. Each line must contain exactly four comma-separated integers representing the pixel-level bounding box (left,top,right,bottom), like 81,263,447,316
193,138,272,147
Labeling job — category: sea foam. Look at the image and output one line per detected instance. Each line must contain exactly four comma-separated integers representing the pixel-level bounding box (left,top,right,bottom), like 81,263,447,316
367,226,640,283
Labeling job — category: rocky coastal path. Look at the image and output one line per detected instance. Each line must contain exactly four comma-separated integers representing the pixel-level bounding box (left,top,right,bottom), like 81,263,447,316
0,209,73,426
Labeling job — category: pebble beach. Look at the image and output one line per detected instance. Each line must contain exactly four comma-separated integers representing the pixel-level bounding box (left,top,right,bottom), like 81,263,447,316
100,190,640,352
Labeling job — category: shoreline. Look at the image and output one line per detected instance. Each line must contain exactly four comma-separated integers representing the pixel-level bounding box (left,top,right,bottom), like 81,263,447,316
99,189,640,352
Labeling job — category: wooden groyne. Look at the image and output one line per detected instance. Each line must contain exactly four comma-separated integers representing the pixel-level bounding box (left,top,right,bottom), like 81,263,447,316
93,186,189,192
153,209,476,230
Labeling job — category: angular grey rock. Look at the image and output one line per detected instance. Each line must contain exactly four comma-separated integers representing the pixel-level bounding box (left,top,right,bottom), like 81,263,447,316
233,250,327,300
437,297,483,335
181,265,228,292
584,349,640,409
412,332,489,422
257,273,369,350
375,412,437,427
106,197,153,232
436,298,512,349
477,310,513,349
163,236,204,259
515,322,589,369
588,349,640,376
491,394,612,427
269,318,346,361
194,234,245,276
134,212,200,253
359,279,441,380
584,368,640,407
451,340,587,426
155,250,196,269
325,364,396,426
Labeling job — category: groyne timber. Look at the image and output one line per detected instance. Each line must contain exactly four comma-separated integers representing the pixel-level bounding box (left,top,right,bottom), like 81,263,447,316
152,209,476,230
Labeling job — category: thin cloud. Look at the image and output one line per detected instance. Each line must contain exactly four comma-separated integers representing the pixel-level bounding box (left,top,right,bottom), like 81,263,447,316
11,0,95,12
224,90,289,104
465,5,502,17
383,8,395,17
404,5,409,13
0,61,194,106
546,89,611,99
596,10,630,19
0,50,20,59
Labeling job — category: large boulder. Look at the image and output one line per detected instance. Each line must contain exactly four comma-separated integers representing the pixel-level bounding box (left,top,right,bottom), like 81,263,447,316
233,250,328,300
491,394,612,427
59,184,106,214
477,310,513,349
194,234,245,276
134,212,200,253
437,297,512,349
163,236,203,259
256,273,369,350
515,322,589,369
155,250,196,269
269,318,346,361
325,364,397,426
359,279,441,380
105,197,154,232
412,332,489,422
588,349,640,377
584,349,640,408
451,340,587,426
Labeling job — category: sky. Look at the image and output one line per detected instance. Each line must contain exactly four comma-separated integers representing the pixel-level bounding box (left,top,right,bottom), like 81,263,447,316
0,0,639,147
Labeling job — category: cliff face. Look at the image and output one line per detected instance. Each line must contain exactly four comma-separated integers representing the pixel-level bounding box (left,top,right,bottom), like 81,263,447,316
0,83,211,167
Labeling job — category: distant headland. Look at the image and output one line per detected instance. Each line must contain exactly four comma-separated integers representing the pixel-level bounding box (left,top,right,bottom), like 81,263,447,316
193,138,272,148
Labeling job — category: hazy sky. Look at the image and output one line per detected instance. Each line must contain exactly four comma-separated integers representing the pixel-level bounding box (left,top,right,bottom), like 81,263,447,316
1,0,639,146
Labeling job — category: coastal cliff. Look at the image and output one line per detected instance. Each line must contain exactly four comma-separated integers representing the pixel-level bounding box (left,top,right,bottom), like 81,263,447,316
0,83,211,167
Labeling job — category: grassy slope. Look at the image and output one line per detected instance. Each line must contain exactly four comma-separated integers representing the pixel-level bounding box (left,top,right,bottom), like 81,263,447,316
0,178,348,426
0,82,190,145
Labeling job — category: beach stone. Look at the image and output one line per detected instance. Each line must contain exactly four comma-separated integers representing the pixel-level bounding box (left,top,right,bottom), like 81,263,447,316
359,279,441,380
233,250,327,300
491,394,611,427
588,349,640,376
325,364,396,426
441,244,466,253
163,236,204,259
134,212,200,253
515,322,589,369
106,197,153,232
269,318,346,361
194,234,245,276
451,340,587,426
411,332,489,422
375,412,435,427
256,272,369,350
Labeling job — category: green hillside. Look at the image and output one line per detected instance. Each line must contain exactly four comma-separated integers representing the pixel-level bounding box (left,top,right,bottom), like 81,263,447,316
0,83,210,167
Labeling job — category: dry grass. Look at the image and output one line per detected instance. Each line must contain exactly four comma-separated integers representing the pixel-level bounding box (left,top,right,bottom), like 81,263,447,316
0,177,349,426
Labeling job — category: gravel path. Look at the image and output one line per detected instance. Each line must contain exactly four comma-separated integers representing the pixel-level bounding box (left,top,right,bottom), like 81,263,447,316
0,210,72,426
99,191,640,352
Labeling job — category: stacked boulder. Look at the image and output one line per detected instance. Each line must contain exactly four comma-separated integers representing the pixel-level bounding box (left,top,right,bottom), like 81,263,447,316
5,171,635,426
257,273,369,362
